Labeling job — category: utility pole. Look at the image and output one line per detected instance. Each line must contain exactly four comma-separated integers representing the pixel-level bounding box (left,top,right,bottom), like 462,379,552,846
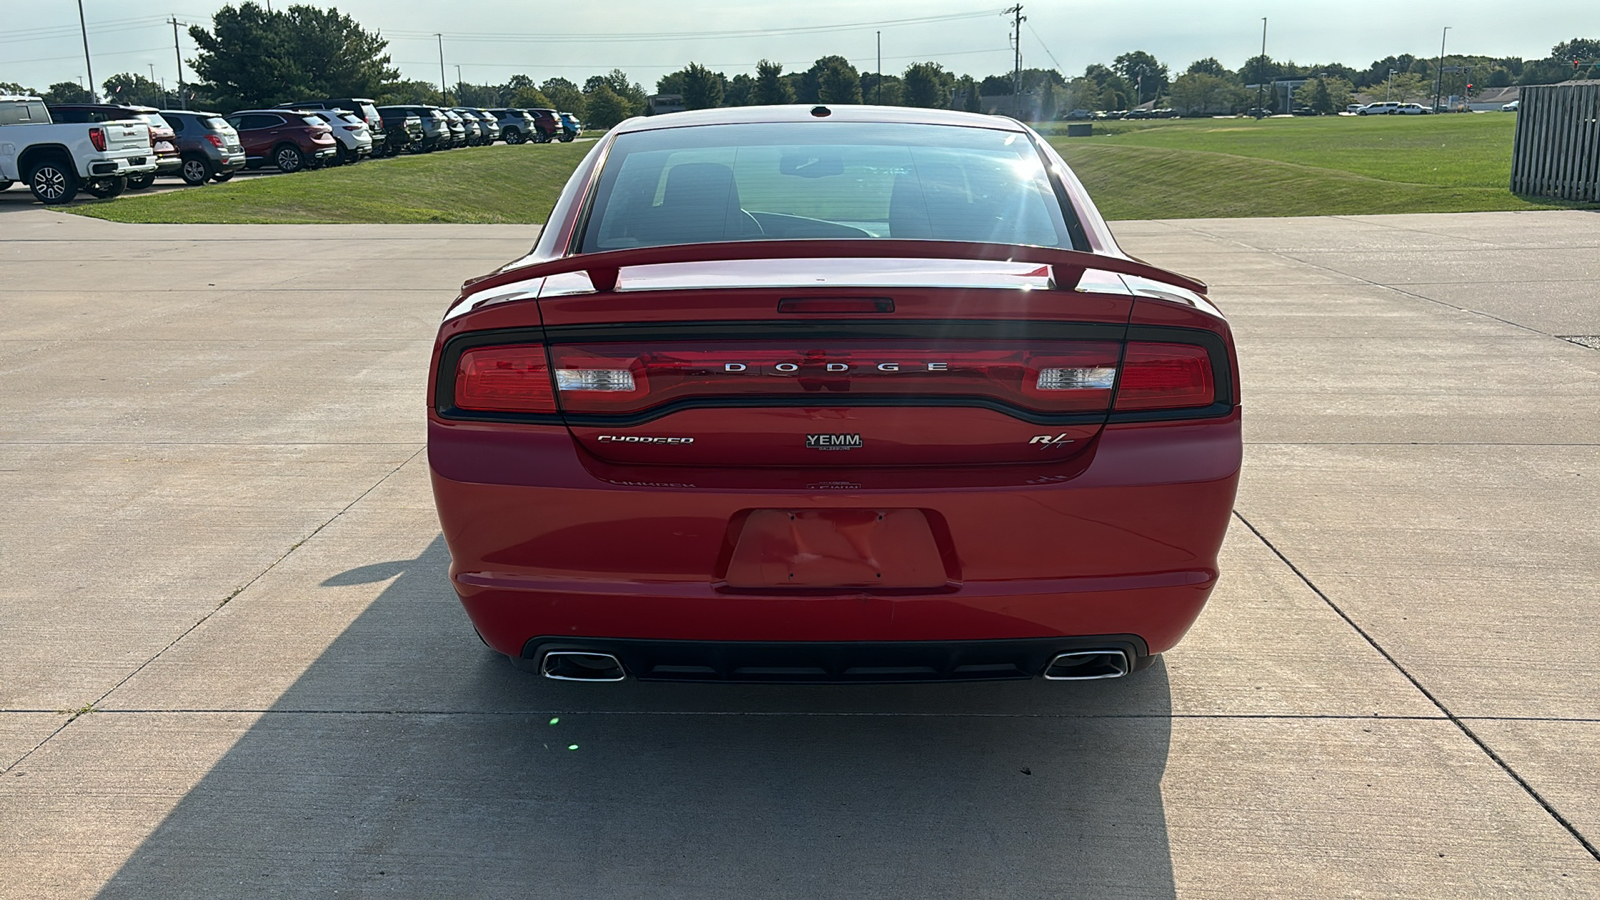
170,16,186,109
456,64,463,98
1005,5,1025,102
77,0,97,102
1433,26,1450,112
1256,17,1267,117
436,34,447,104
1386,68,1395,102
876,31,881,105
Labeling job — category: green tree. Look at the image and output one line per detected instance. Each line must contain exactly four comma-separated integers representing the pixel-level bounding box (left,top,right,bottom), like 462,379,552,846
510,86,552,109
376,80,444,105
279,5,396,98
954,75,980,112
188,3,396,109
1385,72,1429,102
103,73,168,107
541,77,586,117
41,82,93,103
818,58,862,104
2,81,38,96
680,63,724,109
1168,72,1247,115
978,74,1013,96
753,60,793,105
1186,57,1229,78
800,56,857,103
583,83,631,128
902,62,950,108
656,71,686,96
1113,50,1169,104
585,69,646,109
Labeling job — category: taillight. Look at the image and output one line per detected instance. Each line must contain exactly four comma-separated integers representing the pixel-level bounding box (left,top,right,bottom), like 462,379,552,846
204,134,224,148
548,341,1122,415
1113,342,1215,411
455,345,557,413
89,127,107,152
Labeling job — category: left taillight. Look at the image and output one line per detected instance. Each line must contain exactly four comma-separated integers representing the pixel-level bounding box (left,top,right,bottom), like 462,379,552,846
454,345,557,413
89,127,107,152
204,134,225,148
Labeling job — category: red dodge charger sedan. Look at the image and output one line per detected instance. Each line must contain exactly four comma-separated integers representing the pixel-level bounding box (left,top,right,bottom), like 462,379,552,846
429,105,1240,683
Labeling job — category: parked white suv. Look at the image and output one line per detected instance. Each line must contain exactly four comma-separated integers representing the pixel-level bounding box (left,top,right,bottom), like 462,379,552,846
0,95,157,203
1358,101,1401,115
297,109,372,165
1393,102,1432,115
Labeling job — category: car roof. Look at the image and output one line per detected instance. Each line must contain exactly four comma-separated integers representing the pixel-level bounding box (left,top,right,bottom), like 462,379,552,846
609,103,1026,136
158,109,224,117
49,103,160,113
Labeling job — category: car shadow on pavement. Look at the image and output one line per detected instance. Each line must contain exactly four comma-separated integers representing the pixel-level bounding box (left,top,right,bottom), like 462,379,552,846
97,536,1178,899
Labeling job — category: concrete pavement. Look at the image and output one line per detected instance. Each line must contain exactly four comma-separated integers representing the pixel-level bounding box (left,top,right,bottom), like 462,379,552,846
0,207,1597,897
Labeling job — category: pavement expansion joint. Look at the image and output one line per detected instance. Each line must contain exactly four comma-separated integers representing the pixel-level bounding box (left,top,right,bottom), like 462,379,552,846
0,445,425,777
1232,509,1600,863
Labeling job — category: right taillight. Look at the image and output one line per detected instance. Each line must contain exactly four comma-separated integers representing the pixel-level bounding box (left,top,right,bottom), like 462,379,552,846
455,345,556,413
1114,342,1215,411
89,127,107,152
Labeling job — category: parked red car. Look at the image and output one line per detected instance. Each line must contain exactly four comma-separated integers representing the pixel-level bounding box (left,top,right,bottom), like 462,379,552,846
224,109,337,172
430,106,1241,683
526,108,562,143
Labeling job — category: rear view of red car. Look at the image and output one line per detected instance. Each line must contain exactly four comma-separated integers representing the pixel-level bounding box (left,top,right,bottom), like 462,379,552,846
429,106,1241,684
225,109,337,172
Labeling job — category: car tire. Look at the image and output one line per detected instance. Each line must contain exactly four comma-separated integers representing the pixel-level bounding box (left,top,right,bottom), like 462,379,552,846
560,134,574,142
83,176,127,199
126,172,156,190
504,129,525,145
273,144,306,173
212,171,235,183
180,155,214,186
26,157,79,205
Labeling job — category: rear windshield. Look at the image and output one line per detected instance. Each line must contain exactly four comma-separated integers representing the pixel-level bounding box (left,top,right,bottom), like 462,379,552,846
581,122,1072,252
300,115,324,127
204,117,231,131
135,113,170,130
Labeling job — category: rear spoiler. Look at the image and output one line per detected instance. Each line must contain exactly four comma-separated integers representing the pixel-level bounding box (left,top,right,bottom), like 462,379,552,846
458,239,1207,300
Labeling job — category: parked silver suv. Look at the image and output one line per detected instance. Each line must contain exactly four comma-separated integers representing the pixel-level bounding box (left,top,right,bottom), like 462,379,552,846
159,110,246,185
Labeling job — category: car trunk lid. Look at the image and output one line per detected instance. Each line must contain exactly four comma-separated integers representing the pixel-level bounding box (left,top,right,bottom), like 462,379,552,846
526,258,1137,467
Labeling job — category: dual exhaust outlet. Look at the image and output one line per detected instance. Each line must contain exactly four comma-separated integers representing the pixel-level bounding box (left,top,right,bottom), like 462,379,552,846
537,649,1132,682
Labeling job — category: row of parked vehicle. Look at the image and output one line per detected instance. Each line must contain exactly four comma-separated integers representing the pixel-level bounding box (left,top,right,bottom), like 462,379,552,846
0,92,584,204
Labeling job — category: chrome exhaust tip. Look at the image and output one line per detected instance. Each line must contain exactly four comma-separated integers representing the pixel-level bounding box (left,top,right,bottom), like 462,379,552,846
1044,650,1131,681
540,651,627,682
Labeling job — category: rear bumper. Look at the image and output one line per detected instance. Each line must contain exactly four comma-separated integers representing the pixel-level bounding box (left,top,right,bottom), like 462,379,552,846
432,413,1241,656
87,156,158,177
524,635,1150,683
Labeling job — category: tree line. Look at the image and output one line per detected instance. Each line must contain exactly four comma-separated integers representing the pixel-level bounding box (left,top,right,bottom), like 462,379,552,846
4,2,1595,123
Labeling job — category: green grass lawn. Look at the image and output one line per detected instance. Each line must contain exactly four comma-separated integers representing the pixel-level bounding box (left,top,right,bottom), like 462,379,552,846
71,143,591,224
73,114,1589,224
1050,113,1582,219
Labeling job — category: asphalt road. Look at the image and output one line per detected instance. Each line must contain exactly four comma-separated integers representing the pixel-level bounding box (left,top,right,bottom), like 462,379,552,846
0,207,1597,898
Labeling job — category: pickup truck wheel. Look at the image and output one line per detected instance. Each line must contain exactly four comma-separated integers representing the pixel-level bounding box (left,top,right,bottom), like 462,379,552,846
126,172,156,190
83,176,127,199
27,158,79,205
274,144,305,173
180,156,213,186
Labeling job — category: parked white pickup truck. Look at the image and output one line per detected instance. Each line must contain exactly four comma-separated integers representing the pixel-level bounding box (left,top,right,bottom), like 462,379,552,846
0,95,158,204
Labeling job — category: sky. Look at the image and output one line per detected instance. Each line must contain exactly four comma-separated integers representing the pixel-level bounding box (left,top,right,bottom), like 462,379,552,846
4,0,1596,94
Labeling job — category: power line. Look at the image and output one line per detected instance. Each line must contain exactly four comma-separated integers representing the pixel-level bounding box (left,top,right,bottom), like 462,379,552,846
385,9,1002,44
1026,21,1063,71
